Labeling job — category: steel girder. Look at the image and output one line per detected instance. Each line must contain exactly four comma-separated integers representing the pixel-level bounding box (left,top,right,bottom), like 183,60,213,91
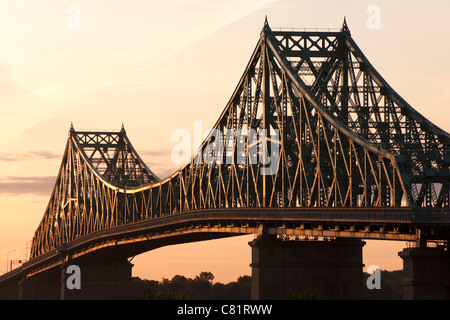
30,20,450,259
268,21,450,207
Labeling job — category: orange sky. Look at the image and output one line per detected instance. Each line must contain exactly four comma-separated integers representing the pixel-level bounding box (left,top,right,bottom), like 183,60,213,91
0,1,449,283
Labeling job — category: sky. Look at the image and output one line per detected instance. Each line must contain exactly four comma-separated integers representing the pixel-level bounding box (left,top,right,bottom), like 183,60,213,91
0,0,449,283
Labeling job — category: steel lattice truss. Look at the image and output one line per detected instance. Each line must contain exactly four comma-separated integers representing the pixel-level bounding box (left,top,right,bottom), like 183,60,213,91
30,20,450,259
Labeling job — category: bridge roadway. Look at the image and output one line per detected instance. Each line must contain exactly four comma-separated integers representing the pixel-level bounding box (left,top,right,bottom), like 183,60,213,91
1,206,449,291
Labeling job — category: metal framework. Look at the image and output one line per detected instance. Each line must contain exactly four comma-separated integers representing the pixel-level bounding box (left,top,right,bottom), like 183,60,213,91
29,19,450,259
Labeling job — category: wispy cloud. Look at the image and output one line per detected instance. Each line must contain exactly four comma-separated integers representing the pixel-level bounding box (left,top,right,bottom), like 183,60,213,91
0,176,55,196
138,149,171,158
138,148,177,178
0,150,60,162
94,0,277,89
0,0,278,146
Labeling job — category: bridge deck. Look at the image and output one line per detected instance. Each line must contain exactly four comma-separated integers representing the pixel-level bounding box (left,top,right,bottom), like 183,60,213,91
2,206,449,289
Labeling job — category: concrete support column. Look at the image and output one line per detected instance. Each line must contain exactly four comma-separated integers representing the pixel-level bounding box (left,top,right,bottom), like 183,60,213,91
62,259,134,300
249,235,365,300
20,268,60,300
20,259,134,300
399,246,450,300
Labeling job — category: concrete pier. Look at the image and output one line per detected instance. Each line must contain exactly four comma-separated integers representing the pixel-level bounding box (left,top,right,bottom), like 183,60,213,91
20,259,134,300
249,235,365,300
399,246,450,300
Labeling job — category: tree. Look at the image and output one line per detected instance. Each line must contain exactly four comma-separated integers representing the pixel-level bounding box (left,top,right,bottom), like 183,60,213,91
195,271,214,283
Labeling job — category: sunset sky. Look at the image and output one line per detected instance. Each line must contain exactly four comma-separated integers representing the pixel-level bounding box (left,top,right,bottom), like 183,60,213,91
0,0,449,283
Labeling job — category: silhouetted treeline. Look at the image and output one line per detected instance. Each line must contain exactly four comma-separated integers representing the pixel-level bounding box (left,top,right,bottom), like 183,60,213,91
131,271,251,300
129,269,405,300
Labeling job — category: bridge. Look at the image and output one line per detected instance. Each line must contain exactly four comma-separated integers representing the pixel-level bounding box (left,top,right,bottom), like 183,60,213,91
1,18,449,300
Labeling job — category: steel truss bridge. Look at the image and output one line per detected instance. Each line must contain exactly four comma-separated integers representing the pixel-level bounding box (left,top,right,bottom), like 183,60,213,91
1,18,450,299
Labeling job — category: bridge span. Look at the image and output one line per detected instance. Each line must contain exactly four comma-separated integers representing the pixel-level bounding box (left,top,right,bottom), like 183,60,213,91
1,18,449,300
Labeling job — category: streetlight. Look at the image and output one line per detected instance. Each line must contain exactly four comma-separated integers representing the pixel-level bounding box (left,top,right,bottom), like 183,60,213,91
25,240,32,261
6,250,15,272
10,259,24,272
